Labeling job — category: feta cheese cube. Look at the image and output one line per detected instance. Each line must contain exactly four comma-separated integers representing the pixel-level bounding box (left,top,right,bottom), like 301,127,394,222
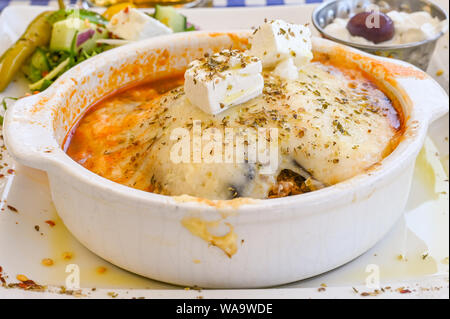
184,50,264,115
273,58,299,80
107,8,172,41
248,20,313,68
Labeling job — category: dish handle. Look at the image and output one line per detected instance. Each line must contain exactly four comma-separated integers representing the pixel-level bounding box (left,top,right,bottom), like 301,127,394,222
2,92,61,171
396,74,449,124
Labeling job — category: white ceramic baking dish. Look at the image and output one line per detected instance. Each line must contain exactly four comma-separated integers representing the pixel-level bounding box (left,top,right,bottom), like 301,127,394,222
3,31,448,288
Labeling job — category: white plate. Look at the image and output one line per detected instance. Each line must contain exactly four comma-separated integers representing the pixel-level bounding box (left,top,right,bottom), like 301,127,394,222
0,4,448,298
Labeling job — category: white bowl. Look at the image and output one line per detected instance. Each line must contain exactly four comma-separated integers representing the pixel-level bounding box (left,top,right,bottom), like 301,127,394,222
3,31,448,288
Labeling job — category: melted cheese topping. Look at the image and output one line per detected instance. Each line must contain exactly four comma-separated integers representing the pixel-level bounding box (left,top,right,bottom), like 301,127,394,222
66,61,401,200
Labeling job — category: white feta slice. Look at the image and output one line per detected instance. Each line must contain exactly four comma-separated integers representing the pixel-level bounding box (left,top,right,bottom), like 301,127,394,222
248,19,313,68
107,8,172,41
273,58,299,80
184,50,264,115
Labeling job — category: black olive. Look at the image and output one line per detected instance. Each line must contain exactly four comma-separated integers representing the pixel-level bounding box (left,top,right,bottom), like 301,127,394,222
346,11,395,44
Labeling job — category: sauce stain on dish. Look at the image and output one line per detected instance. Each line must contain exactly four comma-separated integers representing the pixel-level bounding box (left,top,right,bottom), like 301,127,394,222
181,217,238,258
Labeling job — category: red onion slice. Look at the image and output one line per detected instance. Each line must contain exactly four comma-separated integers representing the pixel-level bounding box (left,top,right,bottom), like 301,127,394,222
77,29,96,47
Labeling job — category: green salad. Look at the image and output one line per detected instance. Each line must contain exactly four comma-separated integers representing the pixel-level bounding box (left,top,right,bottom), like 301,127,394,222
0,4,196,93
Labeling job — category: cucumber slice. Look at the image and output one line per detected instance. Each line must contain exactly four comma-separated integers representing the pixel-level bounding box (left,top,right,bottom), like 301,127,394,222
30,47,50,72
50,18,107,54
50,18,88,52
22,48,50,82
21,64,42,83
29,57,70,91
154,5,187,33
